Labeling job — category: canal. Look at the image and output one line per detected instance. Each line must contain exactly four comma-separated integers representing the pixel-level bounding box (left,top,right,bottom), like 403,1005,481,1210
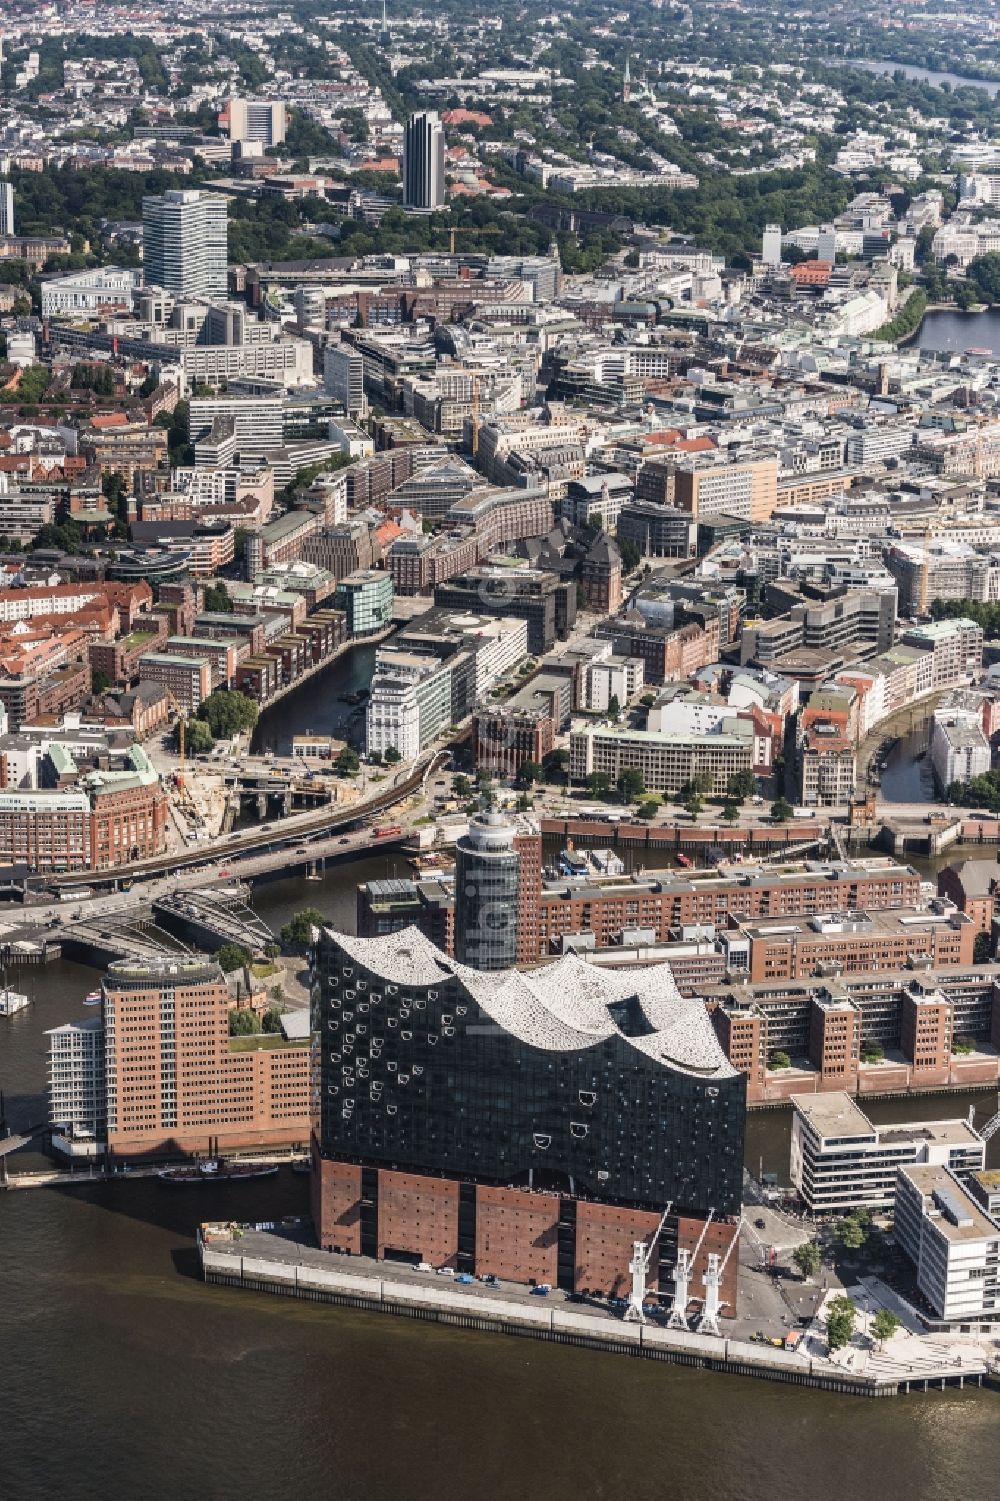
251,639,378,755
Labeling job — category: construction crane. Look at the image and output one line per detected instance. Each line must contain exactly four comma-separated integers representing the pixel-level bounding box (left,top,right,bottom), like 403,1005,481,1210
695,1216,743,1338
446,224,502,255
667,1209,715,1329
623,1201,672,1323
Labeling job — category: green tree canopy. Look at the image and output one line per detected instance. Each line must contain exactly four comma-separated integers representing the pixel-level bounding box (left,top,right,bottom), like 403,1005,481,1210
199,689,258,739
219,945,252,975
281,907,324,948
792,1241,821,1278
871,1309,900,1345
826,1295,857,1351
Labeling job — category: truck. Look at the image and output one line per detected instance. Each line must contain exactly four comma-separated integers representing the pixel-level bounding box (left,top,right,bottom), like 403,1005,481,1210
792,807,815,820
372,824,403,839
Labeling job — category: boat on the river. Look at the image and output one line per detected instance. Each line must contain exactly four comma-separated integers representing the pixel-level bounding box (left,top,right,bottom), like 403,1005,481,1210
158,1159,281,1185
0,985,30,1016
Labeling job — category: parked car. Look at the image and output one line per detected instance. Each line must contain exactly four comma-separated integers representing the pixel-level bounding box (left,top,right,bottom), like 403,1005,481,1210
415,1262,433,1273
481,1273,501,1288
530,1283,552,1296
436,1265,455,1277
455,1273,475,1285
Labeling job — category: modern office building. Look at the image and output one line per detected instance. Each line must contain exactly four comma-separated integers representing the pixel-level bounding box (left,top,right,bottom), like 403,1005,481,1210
895,1165,1000,1326
762,223,783,268
0,180,14,238
142,189,228,300
454,808,541,970
403,111,445,210
789,1092,984,1213
311,925,745,1297
228,98,286,147
324,343,366,417
334,569,394,636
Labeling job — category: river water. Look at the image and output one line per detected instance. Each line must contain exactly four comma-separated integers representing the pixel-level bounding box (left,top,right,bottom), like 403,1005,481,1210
4,669,1000,1497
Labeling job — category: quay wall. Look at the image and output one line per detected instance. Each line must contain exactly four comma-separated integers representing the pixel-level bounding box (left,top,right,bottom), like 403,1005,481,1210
200,1239,932,1398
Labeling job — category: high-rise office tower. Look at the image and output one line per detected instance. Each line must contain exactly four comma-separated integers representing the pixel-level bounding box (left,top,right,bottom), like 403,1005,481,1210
454,808,541,970
0,180,14,238
403,111,445,210
227,99,287,148
142,189,228,300
761,223,783,268
817,223,838,266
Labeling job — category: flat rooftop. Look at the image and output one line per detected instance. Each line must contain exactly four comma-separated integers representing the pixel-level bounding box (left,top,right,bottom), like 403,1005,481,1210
738,907,963,941
901,1165,1000,1244
793,1091,982,1149
791,1091,876,1140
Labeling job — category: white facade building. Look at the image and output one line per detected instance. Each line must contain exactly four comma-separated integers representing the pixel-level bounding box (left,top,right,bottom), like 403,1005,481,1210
790,1093,985,1214
895,1165,1000,1326
142,189,228,301
46,1017,105,1135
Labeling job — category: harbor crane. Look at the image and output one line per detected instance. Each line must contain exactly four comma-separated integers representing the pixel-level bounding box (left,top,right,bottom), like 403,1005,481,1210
695,1217,744,1338
667,1209,715,1329
623,1202,672,1324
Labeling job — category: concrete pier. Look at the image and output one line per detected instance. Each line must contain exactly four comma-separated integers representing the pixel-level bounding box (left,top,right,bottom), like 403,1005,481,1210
199,1224,991,1399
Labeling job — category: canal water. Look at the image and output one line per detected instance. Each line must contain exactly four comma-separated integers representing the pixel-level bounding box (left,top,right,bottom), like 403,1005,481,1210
252,640,377,755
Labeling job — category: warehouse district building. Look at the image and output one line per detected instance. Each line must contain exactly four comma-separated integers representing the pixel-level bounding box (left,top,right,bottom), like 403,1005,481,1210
311,927,745,1304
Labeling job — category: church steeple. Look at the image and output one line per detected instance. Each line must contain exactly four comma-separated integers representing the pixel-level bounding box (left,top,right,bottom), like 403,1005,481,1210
622,53,631,103
379,0,390,45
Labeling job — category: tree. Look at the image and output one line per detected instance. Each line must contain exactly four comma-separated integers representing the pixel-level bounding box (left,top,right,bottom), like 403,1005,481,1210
837,1213,869,1252
586,771,612,798
722,801,740,823
199,689,258,740
607,694,621,719
261,1007,284,1034
617,768,645,803
769,1049,791,1070
384,746,402,764
219,945,252,975
517,759,543,788
618,536,641,573
172,718,214,755
974,931,993,964
227,1006,257,1035
727,770,756,803
967,251,1000,301
91,668,111,696
453,774,472,797
684,795,703,819
771,797,794,822
543,748,570,784
202,581,232,613
871,1309,900,1346
792,1241,821,1279
335,746,361,776
637,798,659,820
953,1034,976,1055
826,1295,857,1351
281,907,324,949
